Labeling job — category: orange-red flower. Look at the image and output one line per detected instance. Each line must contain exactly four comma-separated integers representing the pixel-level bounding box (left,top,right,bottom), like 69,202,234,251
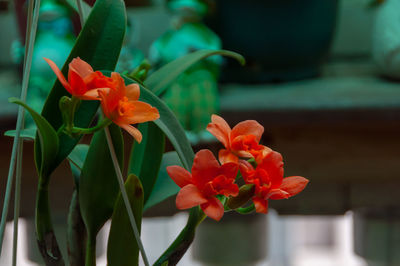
167,149,239,221
207,114,271,164
239,151,309,213
98,72,159,143
45,57,114,100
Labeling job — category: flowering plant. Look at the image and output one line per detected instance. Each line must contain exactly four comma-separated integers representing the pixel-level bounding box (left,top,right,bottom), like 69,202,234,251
1,0,308,265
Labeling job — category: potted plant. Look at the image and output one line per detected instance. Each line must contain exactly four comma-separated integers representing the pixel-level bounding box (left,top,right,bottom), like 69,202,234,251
1,0,309,265
206,0,339,83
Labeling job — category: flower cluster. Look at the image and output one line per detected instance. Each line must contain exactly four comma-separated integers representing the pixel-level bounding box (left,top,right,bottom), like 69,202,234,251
45,57,159,142
167,115,309,220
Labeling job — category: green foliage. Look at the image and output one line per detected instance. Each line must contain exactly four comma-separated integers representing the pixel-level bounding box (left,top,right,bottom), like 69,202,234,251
36,0,126,173
4,128,36,140
138,81,195,170
8,98,59,179
64,0,92,20
128,122,165,203
128,122,165,204
145,49,245,96
68,144,89,188
144,152,181,211
107,175,144,266
79,124,124,239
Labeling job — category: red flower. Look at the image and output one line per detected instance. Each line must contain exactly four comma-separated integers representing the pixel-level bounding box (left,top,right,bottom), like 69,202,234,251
167,149,239,221
45,57,114,100
207,114,271,164
98,72,159,143
239,151,309,213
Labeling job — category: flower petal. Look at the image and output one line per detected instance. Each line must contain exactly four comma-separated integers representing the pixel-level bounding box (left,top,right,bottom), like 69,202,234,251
218,149,238,164
176,184,208,209
69,57,94,78
120,124,143,143
268,189,290,200
253,197,268,214
258,151,284,189
68,67,87,96
238,159,255,181
201,197,224,221
206,114,231,148
126,83,140,101
219,162,239,180
44,58,71,93
81,87,110,100
191,149,220,188
117,101,160,125
231,120,264,143
279,176,309,197
167,165,192,188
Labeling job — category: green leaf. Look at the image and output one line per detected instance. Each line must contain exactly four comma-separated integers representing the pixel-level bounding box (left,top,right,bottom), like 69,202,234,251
36,0,126,174
139,83,195,171
67,190,86,266
64,0,92,21
128,122,165,204
68,144,89,188
79,124,124,238
144,49,245,96
107,175,143,266
4,128,36,140
144,152,181,211
9,98,59,178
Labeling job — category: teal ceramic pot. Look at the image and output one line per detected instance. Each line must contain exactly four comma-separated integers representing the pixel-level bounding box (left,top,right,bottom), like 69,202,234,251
207,0,339,83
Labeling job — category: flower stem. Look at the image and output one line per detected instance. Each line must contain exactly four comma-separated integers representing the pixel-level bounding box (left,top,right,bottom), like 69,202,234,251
12,143,23,266
85,236,96,266
0,0,40,253
71,118,112,135
235,203,256,214
153,207,206,266
104,125,150,266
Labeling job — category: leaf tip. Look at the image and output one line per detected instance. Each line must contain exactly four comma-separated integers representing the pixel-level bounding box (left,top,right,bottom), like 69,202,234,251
8,97,19,104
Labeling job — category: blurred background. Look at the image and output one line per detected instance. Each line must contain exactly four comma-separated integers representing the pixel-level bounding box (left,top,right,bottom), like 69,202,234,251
1,0,400,265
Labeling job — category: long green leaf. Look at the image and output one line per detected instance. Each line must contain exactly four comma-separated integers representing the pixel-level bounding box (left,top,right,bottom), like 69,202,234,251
64,0,92,21
68,144,89,188
4,128,36,140
107,175,143,266
128,122,165,204
144,152,181,211
139,85,194,170
79,124,124,238
144,49,245,95
36,0,126,173
9,98,59,178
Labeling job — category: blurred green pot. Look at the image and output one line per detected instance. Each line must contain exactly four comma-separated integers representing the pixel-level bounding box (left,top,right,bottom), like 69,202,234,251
207,0,339,83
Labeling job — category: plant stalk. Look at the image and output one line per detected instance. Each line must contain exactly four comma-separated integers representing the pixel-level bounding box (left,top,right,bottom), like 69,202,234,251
36,180,64,265
0,0,40,253
85,236,96,266
104,125,150,266
154,207,206,266
12,142,23,266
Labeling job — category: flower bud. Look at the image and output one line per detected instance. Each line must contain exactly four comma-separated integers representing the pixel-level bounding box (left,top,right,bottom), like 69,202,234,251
227,184,255,210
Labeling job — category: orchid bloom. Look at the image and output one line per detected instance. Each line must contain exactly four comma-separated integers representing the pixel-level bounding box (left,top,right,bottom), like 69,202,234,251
45,57,114,100
207,114,271,164
167,149,239,221
98,72,159,143
239,151,309,213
